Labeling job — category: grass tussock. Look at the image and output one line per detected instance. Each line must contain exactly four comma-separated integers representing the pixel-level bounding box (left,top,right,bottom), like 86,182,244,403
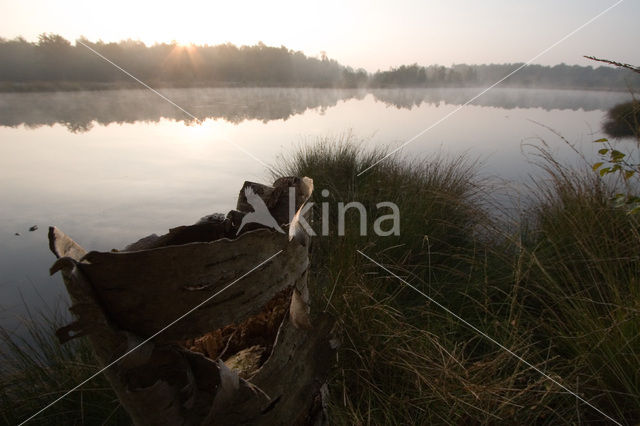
604,99,640,139
276,135,640,424
519,151,640,423
2,134,640,424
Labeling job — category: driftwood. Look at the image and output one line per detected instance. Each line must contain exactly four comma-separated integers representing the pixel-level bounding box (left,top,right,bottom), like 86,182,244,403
48,177,336,425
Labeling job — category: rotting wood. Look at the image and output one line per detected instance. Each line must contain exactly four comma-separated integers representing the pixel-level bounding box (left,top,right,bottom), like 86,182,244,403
48,176,336,425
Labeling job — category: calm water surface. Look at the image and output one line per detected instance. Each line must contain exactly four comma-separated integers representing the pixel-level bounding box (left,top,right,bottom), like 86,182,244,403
0,87,632,326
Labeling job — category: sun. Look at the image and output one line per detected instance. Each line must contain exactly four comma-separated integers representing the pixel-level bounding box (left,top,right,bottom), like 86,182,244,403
164,41,203,73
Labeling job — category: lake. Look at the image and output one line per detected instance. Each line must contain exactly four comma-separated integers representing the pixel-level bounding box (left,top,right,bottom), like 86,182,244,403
0,87,633,328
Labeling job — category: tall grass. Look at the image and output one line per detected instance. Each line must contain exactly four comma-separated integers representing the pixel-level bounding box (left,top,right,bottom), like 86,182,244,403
517,148,640,422
0,305,127,425
276,135,640,424
272,134,484,300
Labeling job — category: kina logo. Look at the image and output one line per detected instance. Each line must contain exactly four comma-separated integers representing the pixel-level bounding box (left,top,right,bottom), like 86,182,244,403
236,186,285,235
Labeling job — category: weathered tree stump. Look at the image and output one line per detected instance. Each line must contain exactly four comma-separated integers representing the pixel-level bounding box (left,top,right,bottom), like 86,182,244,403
49,177,336,425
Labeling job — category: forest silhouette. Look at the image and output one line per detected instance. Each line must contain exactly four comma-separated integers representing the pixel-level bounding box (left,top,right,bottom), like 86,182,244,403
0,34,367,90
1,34,640,91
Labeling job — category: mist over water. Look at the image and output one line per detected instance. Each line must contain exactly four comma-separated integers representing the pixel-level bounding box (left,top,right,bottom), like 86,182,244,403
0,87,630,132
0,87,634,328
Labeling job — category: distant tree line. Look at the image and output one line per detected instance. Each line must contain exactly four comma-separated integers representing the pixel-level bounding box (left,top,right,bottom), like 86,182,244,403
0,34,368,89
370,63,640,90
0,34,638,91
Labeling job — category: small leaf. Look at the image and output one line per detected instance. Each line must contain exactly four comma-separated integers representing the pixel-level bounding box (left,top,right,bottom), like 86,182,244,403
592,162,604,171
598,148,609,155
594,138,608,143
624,170,635,180
611,150,625,161
599,167,611,176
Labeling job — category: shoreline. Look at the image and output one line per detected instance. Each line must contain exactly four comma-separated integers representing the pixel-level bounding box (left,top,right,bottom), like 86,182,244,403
0,80,633,94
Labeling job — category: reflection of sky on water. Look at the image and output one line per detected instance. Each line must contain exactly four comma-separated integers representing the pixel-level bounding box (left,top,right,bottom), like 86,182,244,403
0,87,633,327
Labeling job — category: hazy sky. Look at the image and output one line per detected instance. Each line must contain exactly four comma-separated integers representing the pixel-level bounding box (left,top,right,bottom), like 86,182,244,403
1,0,638,71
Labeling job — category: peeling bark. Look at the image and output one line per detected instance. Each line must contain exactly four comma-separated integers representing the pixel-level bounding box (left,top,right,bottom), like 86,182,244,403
48,177,335,425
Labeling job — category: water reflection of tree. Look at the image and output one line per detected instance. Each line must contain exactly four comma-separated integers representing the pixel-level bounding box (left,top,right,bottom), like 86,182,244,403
0,88,368,133
0,88,629,133
371,88,630,112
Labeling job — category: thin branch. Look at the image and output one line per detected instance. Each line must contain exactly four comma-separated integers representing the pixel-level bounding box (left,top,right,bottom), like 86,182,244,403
584,55,640,74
